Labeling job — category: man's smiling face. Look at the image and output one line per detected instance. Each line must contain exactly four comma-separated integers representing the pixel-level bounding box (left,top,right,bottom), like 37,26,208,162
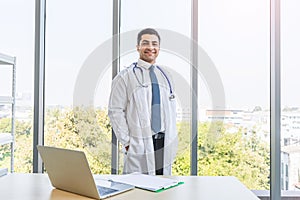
136,34,160,64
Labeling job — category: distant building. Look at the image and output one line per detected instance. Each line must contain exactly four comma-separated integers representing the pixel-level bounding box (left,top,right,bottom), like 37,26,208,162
205,109,270,141
16,91,32,106
282,111,300,146
281,151,289,190
206,109,243,125
281,145,300,190
176,107,190,122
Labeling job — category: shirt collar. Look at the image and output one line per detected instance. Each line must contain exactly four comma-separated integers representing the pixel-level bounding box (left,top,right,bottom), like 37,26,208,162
137,59,155,70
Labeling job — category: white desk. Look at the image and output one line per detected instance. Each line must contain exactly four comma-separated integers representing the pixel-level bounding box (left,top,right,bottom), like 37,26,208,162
0,173,259,200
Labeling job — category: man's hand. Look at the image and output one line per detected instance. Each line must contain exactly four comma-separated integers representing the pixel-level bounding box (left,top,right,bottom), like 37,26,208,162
125,145,129,151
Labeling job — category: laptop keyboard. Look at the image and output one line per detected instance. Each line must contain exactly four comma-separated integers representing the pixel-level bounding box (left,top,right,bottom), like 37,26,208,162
97,185,118,196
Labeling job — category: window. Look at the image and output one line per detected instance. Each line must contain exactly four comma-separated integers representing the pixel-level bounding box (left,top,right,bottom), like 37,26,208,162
44,0,113,174
0,0,34,173
120,0,192,175
198,0,270,190
281,0,300,192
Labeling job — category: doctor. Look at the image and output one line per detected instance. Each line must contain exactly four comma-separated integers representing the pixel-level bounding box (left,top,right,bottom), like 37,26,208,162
108,28,178,175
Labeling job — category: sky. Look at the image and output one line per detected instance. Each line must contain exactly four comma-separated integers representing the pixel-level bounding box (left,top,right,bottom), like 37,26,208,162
0,0,299,110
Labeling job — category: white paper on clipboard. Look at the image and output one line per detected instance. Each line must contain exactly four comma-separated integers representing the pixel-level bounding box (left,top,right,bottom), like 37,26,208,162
110,172,180,192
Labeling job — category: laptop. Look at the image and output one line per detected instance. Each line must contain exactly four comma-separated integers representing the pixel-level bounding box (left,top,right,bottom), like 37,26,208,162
37,145,134,199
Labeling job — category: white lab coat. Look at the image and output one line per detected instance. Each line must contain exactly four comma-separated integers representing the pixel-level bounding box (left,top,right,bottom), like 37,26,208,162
108,61,178,175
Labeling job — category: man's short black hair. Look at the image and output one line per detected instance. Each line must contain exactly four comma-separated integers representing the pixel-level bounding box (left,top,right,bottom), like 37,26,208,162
137,28,161,45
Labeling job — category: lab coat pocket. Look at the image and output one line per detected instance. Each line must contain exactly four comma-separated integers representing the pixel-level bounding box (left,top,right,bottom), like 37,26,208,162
123,137,148,174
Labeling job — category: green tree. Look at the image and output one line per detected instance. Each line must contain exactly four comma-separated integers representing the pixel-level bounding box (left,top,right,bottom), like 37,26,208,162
173,121,270,190
44,107,112,174
0,117,33,172
1,107,270,189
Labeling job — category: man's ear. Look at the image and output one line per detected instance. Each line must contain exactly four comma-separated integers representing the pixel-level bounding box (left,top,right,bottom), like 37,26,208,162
136,45,140,51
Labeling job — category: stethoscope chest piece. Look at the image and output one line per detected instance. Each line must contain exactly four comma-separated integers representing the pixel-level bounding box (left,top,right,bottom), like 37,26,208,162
169,94,175,100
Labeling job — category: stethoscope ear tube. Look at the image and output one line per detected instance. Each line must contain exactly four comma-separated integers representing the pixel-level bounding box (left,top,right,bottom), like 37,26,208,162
132,62,175,99
156,65,173,95
132,62,148,88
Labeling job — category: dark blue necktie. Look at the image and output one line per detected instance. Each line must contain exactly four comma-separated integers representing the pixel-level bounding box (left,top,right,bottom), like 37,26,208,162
149,66,161,133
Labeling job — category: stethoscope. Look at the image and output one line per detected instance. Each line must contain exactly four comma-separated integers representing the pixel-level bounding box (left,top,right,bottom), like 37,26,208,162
132,62,175,100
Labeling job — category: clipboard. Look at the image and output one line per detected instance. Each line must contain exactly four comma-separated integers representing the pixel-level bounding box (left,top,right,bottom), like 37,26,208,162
110,172,184,192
